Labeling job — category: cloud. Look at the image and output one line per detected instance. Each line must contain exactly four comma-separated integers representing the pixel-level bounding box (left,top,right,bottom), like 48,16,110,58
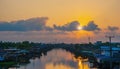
53,20,101,32
83,21,101,31
0,17,101,32
108,26,119,31
54,21,80,31
0,18,101,33
0,17,53,31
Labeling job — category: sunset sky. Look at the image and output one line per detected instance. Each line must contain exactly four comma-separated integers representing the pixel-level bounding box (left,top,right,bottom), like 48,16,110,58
0,0,120,43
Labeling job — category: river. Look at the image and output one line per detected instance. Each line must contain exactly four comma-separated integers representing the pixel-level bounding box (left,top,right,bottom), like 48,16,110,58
9,49,93,69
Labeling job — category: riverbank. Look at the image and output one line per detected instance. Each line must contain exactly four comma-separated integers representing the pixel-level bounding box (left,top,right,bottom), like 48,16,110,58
0,42,120,68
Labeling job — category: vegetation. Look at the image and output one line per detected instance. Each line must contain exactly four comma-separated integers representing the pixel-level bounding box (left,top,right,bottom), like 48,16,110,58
0,41,119,50
0,41,32,50
0,61,16,67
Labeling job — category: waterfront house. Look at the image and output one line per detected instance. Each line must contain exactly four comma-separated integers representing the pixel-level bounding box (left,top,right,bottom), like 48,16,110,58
100,46,120,56
94,46,120,68
0,52,7,61
0,48,6,61
4,48,20,53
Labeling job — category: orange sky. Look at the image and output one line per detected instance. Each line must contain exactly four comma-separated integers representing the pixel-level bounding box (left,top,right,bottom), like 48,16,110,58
0,0,120,43
0,0,120,27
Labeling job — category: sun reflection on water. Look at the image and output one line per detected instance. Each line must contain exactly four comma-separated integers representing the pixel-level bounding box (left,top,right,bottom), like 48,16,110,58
9,49,92,69
74,56,90,69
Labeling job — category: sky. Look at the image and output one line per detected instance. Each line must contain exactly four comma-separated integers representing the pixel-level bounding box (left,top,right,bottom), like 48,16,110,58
0,0,120,43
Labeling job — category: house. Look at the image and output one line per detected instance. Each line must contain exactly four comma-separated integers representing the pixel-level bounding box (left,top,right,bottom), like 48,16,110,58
100,46,120,56
4,48,20,53
0,52,7,61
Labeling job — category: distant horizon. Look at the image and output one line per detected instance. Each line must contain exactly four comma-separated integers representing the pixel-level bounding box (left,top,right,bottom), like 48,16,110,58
0,39,120,44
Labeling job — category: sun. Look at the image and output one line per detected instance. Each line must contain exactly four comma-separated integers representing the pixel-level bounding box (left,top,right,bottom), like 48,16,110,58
77,26,83,30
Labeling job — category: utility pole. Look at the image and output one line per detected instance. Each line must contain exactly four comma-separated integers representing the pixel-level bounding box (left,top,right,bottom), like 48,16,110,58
88,36,91,44
105,35,114,69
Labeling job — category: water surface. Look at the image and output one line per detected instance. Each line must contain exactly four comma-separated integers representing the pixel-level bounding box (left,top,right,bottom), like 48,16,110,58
9,49,91,69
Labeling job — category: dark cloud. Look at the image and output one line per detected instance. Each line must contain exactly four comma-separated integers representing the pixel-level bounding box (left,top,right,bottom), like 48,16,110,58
53,20,101,32
54,21,80,31
0,17,53,31
108,26,119,31
0,18,101,32
83,21,101,31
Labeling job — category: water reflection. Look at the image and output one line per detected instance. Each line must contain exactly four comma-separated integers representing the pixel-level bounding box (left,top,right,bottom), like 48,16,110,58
9,49,91,69
78,58,90,69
